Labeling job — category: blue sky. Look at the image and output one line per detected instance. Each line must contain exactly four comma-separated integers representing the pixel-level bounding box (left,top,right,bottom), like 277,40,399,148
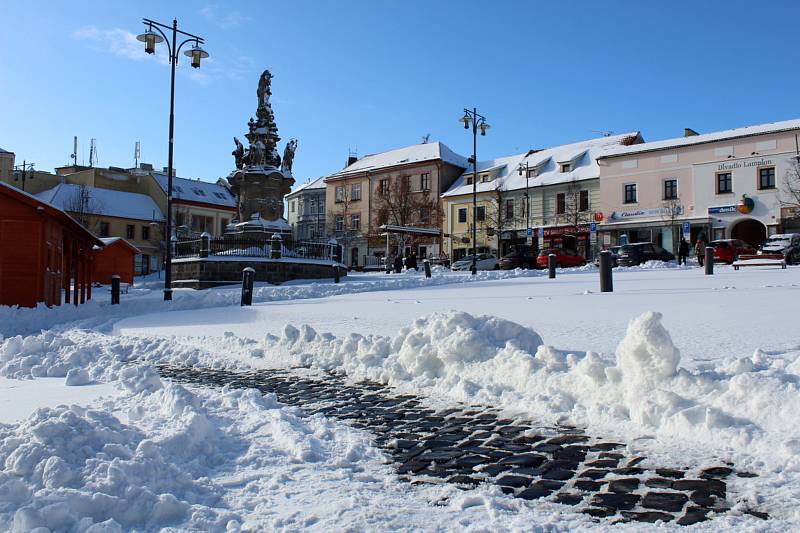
1,0,799,185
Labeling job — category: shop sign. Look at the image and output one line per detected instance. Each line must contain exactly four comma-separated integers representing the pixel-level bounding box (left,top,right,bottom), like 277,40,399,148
717,158,774,172
708,205,736,214
542,225,590,237
609,206,681,221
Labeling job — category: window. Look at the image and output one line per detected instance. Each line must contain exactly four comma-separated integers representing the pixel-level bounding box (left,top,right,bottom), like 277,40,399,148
141,226,150,241
465,176,474,185
579,190,589,212
350,213,361,230
505,199,514,220
421,173,431,191
758,166,775,189
335,186,345,203
481,174,491,183
351,183,361,201
191,214,213,233
624,183,638,204
213,192,228,200
458,207,467,223
663,179,678,200
220,218,229,234
526,168,537,179
476,206,486,221
335,215,344,232
290,200,295,213
192,187,206,196
403,175,412,191
556,193,566,214
175,211,186,227
379,179,388,195
420,206,430,223
717,172,732,194
172,185,184,194
560,163,572,173
126,224,135,239
99,222,110,237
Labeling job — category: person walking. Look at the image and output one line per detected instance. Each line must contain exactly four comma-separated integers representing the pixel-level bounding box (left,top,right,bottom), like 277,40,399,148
695,236,706,267
408,252,418,271
393,255,403,273
678,237,689,265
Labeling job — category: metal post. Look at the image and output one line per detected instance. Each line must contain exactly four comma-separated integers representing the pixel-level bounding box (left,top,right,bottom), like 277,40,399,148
548,253,557,279
471,107,478,276
705,246,714,275
241,267,254,306
271,233,282,259
111,275,120,304
599,250,613,292
333,265,341,283
162,20,178,301
423,259,431,278
199,232,210,258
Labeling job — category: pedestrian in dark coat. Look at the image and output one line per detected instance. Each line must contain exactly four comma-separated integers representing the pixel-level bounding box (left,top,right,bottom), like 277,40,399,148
678,238,689,265
394,255,403,273
408,253,418,271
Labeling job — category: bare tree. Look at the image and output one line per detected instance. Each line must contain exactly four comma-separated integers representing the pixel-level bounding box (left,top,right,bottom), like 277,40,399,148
64,184,103,233
371,176,440,255
326,178,361,265
781,156,800,219
659,198,684,254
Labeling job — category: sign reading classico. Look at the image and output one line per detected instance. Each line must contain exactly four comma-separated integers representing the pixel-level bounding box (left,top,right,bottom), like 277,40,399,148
609,206,683,221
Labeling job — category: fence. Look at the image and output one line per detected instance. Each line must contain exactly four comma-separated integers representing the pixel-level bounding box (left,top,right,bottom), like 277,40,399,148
173,234,342,262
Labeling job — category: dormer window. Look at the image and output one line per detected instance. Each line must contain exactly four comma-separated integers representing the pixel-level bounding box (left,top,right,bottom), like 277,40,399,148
526,168,538,179
466,176,473,185
560,163,572,173
481,174,492,182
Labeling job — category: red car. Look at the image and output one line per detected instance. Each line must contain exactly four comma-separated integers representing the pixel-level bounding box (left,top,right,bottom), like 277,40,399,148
710,239,755,264
536,248,587,269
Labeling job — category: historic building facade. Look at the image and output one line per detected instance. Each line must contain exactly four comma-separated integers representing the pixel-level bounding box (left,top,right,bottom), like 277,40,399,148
597,119,800,250
286,176,326,241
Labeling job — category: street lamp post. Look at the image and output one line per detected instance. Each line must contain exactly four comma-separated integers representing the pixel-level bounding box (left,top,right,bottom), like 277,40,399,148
460,108,490,275
137,18,208,301
13,161,35,192
518,161,531,245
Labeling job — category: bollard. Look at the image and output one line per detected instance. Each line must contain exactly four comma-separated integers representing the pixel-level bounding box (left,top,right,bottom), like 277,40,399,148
705,246,714,275
548,253,557,279
199,232,211,258
423,259,431,278
241,267,254,306
111,275,120,305
333,265,341,283
599,251,613,293
270,234,282,259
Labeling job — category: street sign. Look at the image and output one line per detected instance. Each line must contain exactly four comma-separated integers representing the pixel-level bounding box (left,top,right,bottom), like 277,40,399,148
537,228,544,238
527,227,533,237
682,222,691,234
590,222,597,233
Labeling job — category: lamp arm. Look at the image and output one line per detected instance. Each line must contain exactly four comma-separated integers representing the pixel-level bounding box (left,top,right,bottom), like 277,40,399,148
175,38,197,61
150,24,173,59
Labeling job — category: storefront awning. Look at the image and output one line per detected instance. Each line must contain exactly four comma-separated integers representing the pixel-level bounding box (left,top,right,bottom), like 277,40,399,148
379,224,441,237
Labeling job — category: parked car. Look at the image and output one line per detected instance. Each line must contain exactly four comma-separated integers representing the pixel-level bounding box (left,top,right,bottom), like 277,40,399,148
710,239,755,264
593,246,621,268
451,253,499,271
758,233,800,264
498,246,538,269
535,248,586,269
616,242,675,266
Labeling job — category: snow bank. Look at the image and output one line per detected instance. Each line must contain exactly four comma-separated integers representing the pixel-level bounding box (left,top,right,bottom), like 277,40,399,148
261,309,800,474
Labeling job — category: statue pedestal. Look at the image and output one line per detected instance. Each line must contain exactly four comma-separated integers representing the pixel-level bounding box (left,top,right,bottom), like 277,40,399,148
228,166,294,225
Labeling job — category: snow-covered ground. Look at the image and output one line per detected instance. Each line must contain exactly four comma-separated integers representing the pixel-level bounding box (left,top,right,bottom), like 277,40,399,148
1,264,798,531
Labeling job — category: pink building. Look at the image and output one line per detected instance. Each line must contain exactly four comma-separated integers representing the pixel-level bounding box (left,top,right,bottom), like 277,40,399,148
596,119,800,252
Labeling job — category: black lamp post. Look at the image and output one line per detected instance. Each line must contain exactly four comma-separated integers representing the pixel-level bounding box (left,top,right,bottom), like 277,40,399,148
460,108,490,275
137,18,208,301
517,161,531,245
13,161,35,192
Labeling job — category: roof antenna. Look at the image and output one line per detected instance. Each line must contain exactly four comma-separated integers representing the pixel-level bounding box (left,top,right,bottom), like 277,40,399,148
134,141,141,168
590,130,614,137
89,138,97,167
421,133,431,144
71,136,78,166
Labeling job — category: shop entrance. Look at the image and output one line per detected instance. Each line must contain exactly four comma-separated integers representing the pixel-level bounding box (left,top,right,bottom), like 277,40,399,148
730,218,767,248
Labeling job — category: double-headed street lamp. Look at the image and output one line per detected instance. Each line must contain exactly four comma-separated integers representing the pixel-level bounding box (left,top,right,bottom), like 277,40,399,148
460,108,490,275
518,160,531,244
136,18,208,301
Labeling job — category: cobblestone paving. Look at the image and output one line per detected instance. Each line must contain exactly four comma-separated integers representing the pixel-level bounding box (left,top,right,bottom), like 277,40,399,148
157,364,764,525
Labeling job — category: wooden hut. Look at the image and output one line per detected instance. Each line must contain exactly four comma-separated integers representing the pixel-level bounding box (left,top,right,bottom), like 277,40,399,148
93,237,140,285
0,182,103,307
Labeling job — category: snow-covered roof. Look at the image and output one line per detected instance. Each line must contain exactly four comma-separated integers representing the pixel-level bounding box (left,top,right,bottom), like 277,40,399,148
443,132,639,198
95,237,142,253
0,147,12,154
36,183,164,221
151,172,237,208
600,118,800,159
327,141,468,179
287,176,326,197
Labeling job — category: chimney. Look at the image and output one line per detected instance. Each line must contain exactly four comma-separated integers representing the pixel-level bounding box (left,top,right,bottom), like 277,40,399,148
346,155,358,167
140,162,153,171
684,128,699,137
162,166,176,175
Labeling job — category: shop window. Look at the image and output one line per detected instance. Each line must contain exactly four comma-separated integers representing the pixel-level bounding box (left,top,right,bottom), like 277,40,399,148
758,166,775,190
717,172,733,194
579,190,589,212
624,183,638,204
663,179,678,200
476,206,486,222
556,193,566,214
458,208,467,223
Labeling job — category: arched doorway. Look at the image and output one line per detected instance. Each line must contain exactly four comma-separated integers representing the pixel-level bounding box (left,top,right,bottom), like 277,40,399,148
730,218,767,248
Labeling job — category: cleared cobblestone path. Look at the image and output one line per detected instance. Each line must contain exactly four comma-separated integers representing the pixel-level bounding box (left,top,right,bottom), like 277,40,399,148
157,364,763,525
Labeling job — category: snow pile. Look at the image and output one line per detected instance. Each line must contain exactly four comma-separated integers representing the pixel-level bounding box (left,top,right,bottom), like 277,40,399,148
0,367,380,531
262,310,800,472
